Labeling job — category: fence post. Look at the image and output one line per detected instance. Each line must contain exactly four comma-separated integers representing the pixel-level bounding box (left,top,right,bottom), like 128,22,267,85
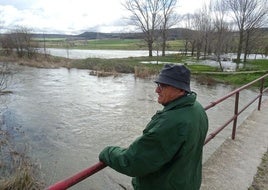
258,78,264,111
232,92,239,140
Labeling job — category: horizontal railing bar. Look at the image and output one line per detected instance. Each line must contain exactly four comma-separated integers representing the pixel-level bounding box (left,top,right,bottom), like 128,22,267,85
205,94,261,145
46,162,106,190
204,73,268,111
204,115,236,145
237,95,260,116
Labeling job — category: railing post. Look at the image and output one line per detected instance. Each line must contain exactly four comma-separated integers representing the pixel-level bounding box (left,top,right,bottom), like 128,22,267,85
258,78,264,111
232,92,239,140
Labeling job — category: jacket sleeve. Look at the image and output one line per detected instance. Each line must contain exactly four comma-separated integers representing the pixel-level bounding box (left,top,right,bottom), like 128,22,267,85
99,118,186,177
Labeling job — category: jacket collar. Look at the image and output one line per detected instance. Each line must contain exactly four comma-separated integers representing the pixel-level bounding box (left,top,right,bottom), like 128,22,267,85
162,92,196,112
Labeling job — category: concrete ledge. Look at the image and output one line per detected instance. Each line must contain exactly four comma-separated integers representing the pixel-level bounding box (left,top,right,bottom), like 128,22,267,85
201,99,268,190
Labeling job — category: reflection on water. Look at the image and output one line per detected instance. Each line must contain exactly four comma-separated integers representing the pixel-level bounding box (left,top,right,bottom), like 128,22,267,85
2,65,262,189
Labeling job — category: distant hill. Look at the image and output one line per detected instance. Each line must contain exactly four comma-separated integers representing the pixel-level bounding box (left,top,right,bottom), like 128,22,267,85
31,27,192,40
31,31,142,39
75,28,192,40
77,31,148,39
32,33,73,39
32,27,268,40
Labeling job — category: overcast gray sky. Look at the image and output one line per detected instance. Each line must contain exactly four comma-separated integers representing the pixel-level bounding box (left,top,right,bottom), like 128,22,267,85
0,0,208,34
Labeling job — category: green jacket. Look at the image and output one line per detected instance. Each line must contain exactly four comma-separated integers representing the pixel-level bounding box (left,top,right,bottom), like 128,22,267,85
99,92,208,190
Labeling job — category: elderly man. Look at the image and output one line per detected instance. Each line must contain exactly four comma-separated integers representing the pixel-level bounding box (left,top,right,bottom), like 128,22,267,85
99,64,208,190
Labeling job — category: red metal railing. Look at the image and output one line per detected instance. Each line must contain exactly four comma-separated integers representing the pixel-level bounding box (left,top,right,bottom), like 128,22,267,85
46,162,106,190
203,73,268,144
46,73,268,190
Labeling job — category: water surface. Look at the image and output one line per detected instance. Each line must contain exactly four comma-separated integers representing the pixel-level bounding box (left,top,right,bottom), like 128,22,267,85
2,65,262,189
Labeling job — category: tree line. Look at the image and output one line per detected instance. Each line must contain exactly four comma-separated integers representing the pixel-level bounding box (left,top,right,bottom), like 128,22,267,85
0,0,267,68
123,0,267,64
0,26,38,58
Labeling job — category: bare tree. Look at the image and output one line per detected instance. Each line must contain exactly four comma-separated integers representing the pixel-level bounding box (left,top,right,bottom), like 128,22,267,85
2,26,38,58
181,14,191,56
181,14,197,57
211,0,232,71
265,45,268,57
158,0,179,56
223,0,268,63
243,28,263,61
242,0,268,62
1,33,15,56
0,63,12,95
244,28,268,59
191,4,214,60
123,0,162,56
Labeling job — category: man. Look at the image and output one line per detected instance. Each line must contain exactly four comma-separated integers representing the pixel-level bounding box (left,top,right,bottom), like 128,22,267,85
99,64,208,190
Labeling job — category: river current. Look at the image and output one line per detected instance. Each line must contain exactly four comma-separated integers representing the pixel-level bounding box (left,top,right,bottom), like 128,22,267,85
1,64,262,189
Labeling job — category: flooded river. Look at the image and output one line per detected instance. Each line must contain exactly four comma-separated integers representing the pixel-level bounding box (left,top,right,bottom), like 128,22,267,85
1,64,263,189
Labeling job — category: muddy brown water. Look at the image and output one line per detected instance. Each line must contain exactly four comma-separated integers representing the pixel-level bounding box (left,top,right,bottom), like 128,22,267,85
1,64,262,189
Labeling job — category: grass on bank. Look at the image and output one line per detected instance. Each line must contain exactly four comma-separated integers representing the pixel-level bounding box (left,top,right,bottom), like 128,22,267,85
0,124,44,189
70,54,268,86
248,149,268,190
201,59,268,87
70,54,218,73
69,54,219,80
204,72,267,87
0,160,44,190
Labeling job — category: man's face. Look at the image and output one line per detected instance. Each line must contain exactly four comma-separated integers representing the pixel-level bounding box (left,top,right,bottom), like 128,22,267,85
155,83,185,105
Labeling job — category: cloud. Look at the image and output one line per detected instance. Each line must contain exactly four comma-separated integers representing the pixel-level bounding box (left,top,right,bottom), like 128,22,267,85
0,0,36,10
0,0,210,34
0,0,126,34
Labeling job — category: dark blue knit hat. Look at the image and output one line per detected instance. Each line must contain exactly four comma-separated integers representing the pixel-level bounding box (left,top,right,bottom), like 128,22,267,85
154,64,191,92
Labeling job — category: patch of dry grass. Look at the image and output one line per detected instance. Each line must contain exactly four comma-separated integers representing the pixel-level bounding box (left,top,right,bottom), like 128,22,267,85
0,53,73,69
248,149,268,190
0,159,44,190
0,118,44,190
134,66,159,78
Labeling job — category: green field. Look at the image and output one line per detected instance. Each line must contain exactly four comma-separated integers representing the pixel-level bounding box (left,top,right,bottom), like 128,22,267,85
82,39,145,50
34,37,185,51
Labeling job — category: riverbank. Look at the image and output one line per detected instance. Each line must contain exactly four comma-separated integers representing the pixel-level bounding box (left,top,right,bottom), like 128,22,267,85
0,54,73,68
0,53,218,84
1,53,268,87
